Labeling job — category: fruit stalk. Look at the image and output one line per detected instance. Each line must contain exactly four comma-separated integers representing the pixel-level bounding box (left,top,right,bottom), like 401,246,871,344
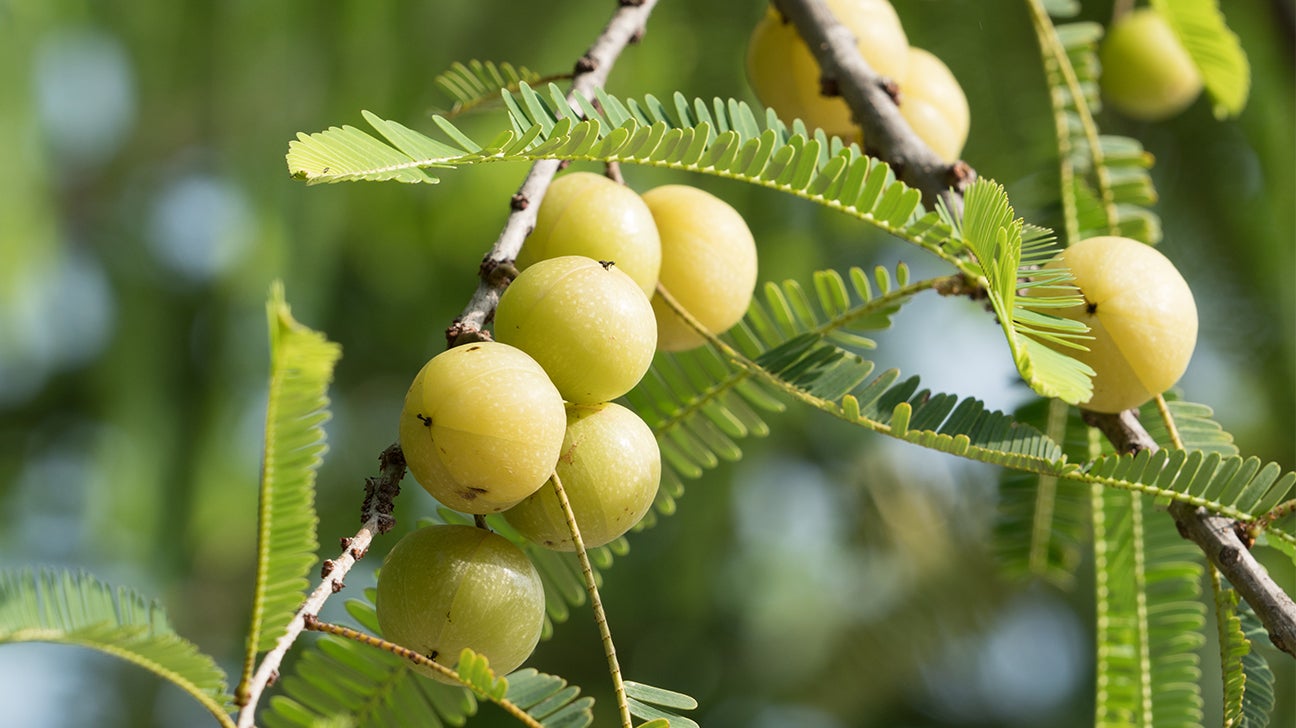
771,0,974,214
549,470,634,728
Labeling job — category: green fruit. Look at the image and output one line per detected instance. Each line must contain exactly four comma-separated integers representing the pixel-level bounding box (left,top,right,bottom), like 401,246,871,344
376,525,545,683
899,47,969,163
643,185,758,352
399,342,566,513
746,0,909,139
494,255,657,404
504,402,661,551
1043,236,1198,413
517,171,662,296
1100,8,1202,121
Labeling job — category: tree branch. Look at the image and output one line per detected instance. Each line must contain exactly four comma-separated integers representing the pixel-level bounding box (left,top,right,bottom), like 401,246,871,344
235,444,406,726
240,3,664,724
776,0,1295,660
446,0,661,347
771,0,974,215
1083,410,1296,659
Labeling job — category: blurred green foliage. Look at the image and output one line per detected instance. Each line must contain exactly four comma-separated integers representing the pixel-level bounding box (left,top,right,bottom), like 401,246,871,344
0,1,1291,726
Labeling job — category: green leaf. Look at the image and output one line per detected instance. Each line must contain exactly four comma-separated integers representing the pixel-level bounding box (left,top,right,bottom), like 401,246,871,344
0,567,235,728
287,85,970,269
625,265,919,520
1237,602,1276,727
243,283,341,674
1212,569,1253,728
946,179,1094,404
994,398,1091,587
624,680,699,728
1091,489,1205,727
1150,0,1250,118
434,60,543,117
1029,11,1163,246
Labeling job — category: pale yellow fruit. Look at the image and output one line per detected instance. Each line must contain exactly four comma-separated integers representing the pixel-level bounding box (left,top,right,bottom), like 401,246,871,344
1100,8,1203,121
747,0,909,139
1045,236,1197,413
504,402,661,551
899,48,969,163
642,185,758,352
517,172,662,296
494,255,657,404
399,342,566,513
376,525,545,684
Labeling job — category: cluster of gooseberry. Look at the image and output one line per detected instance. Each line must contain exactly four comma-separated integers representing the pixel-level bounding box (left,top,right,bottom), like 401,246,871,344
376,170,758,680
746,0,970,162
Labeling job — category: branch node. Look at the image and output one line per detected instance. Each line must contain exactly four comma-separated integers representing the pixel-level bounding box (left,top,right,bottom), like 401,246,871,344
880,78,901,105
510,193,529,211
574,54,598,75
320,560,335,578
819,74,842,99
330,580,346,594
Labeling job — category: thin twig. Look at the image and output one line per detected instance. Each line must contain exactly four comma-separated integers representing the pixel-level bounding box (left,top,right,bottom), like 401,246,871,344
772,0,975,215
235,444,406,726
778,0,1296,662
1083,409,1296,659
548,470,633,728
446,0,660,347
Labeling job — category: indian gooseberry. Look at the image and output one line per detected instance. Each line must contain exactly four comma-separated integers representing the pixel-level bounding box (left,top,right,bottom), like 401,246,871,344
494,255,657,404
399,342,566,514
898,47,969,163
504,402,661,551
376,524,545,683
1099,8,1203,121
642,185,758,352
1042,235,1197,413
746,0,909,139
517,171,662,296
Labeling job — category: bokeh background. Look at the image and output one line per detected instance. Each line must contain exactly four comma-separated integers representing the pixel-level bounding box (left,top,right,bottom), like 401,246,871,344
1,1,1292,726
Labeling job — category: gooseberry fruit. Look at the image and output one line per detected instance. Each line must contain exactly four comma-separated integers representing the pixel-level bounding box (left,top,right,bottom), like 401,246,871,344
504,402,661,551
898,47,969,163
494,256,657,404
517,171,662,296
399,342,566,513
746,0,909,139
1042,235,1198,413
1099,8,1202,121
376,524,545,683
642,185,758,352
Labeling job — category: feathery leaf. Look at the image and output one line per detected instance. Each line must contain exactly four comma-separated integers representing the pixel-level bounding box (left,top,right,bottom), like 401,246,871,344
624,681,699,728
0,567,235,727
242,282,341,692
434,60,544,117
1150,0,1250,118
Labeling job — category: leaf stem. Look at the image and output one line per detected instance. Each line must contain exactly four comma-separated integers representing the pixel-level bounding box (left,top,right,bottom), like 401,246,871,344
1025,0,1122,237
303,617,545,728
549,469,633,728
